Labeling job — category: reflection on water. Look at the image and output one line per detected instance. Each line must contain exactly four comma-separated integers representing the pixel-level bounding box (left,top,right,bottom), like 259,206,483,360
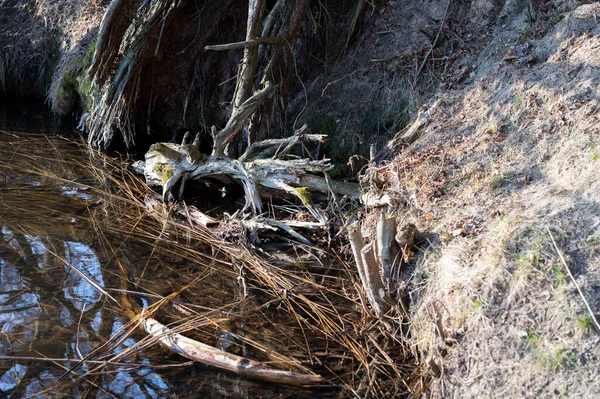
0,103,322,399
0,104,190,398
62,241,105,311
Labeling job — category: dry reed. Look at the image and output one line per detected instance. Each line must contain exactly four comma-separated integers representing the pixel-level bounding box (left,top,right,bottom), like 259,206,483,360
0,130,420,397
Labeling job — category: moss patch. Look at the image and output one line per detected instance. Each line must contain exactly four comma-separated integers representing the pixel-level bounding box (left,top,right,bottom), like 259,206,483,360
294,186,313,206
48,39,97,115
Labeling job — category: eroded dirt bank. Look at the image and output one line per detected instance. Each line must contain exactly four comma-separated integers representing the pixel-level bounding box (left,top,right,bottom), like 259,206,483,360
359,1,600,397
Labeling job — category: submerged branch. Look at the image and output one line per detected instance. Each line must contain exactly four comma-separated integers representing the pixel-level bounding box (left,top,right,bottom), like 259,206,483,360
142,315,325,386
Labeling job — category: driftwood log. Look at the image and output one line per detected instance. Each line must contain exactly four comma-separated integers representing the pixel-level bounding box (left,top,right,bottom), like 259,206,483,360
347,221,394,319
376,213,400,285
346,216,423,325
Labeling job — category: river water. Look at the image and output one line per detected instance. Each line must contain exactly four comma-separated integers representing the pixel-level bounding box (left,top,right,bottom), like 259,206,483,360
0,102,322,398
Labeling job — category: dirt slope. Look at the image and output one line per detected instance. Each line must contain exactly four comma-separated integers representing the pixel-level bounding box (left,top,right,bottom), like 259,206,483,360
344,1,600,397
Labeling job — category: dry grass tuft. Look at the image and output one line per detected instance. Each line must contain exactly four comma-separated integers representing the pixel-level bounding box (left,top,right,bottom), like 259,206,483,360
0,0,103,97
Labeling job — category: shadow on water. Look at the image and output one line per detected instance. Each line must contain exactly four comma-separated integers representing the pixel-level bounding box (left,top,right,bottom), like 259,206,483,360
0,102,337,398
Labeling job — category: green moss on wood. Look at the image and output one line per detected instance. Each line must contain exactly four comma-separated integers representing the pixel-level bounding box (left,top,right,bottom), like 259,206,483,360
294,187,313,206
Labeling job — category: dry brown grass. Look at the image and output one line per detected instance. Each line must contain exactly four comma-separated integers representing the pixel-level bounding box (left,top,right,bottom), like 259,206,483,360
352,3,600,397
0,0,103,97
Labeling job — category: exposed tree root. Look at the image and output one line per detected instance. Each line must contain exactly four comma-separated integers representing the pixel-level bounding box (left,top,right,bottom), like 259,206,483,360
136,123,358,227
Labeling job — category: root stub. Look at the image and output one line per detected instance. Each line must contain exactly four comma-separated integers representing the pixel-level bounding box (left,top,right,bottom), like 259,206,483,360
142,316,326,387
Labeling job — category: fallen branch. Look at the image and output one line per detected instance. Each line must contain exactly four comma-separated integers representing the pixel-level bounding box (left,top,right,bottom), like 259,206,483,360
376,213,400,285
239,124,325,162
243,216,312,244
347,221,394,319
204,36,284,51
142,315,325,386
360,242,393,316
386,98,441,152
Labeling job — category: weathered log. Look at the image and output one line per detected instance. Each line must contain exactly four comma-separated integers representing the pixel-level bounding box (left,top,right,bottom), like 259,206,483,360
376,213,400,285
360,242,392,317
296,174,358,199
140,132,358,222
347,221,371,301
184,157,355,216
139,154,357,216
142,315,324,386
347,220,398,322
376,99,441,161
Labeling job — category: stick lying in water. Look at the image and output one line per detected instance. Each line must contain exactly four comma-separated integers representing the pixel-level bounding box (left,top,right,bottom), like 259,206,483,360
141,315,325,386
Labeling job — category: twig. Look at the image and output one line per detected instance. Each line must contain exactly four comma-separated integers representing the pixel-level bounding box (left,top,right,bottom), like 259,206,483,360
414,0,451,84
204,36,284,51
76,303,87,360
547,226,600,331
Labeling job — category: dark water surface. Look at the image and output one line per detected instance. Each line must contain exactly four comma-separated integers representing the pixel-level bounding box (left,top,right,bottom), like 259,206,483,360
0,103,179,398
0,103,318,398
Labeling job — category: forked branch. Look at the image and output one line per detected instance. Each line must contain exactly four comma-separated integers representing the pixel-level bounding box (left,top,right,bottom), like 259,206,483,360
212,81,275,156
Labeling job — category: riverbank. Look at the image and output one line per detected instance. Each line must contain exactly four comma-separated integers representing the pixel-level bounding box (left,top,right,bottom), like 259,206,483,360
3,0,600,397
